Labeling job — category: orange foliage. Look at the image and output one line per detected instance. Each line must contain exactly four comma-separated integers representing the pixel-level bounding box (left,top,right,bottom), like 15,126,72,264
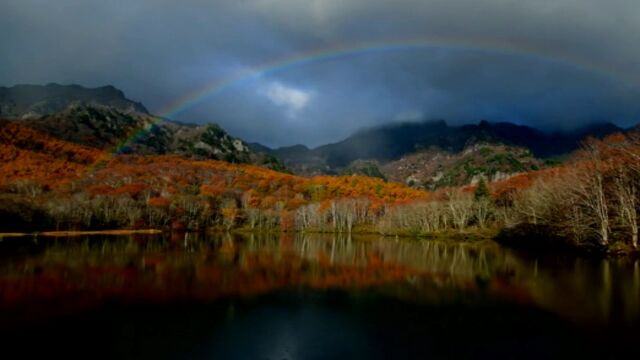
112,183,149,197
1,120,427,218
81,155,428,207
148,197,171,208
0,120,102,163
0,120,104,186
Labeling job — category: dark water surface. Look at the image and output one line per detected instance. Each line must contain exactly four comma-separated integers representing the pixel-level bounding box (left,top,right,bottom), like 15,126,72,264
0,233,639,359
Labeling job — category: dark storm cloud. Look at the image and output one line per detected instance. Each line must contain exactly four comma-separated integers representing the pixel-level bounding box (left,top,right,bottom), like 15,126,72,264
1,0,639,147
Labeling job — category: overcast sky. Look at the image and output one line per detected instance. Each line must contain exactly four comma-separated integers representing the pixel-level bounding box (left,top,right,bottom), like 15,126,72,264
2,0,640,147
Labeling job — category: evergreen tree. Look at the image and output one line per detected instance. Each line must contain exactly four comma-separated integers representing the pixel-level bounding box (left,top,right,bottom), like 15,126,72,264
474,178,490,201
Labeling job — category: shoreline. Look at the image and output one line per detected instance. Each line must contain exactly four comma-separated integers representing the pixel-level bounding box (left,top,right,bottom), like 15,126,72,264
1,227,637,258
0,229,163,238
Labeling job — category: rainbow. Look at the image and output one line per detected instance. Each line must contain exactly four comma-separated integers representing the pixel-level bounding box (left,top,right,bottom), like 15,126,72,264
101,37,629,161
154,38,626,120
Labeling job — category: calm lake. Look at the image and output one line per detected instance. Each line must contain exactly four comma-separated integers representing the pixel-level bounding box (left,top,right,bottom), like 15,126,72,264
1,232,639,359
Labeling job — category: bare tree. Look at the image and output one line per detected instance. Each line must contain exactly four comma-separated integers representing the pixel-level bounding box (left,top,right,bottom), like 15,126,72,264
446,190,474,231
570,141,611,246
473,198,494,229
613,165,638,248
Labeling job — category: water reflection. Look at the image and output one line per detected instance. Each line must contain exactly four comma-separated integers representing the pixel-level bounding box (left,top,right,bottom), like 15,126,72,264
0,232,639,325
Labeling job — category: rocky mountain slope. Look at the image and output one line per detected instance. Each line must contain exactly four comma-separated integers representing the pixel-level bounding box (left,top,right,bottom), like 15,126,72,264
0,84,283,168
381,143,544,189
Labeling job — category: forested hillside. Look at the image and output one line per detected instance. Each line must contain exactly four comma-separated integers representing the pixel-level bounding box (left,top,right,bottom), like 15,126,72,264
2,117,640,254
2,84,640,254
0,120,424,232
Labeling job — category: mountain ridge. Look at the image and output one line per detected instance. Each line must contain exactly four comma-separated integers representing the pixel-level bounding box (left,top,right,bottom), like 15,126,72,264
264,120,627,158
0,83,149,117
251,119,630,186
258,119,627,164
0,83,284,169
1,83,630,186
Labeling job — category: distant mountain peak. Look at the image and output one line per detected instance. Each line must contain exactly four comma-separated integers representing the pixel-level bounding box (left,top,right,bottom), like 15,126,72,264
279,144,310,152
0,83,148,118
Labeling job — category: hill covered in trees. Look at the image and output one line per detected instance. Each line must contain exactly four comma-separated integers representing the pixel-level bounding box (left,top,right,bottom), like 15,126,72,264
2,117,640,254
0,120,425,231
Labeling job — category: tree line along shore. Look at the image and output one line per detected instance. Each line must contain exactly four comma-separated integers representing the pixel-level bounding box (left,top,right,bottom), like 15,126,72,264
2,122,640,255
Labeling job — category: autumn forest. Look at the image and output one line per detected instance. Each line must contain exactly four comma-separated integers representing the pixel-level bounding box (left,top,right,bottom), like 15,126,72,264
2,116,640,255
